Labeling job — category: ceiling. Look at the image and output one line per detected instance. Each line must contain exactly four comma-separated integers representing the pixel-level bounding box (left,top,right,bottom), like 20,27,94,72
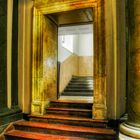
47,8,93,26
58,24,93,35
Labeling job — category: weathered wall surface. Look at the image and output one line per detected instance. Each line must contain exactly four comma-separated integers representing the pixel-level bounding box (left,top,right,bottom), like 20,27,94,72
105,0,126,119
59,54,78,93
78,56,93,76
43,16,58,100
18,0,33,113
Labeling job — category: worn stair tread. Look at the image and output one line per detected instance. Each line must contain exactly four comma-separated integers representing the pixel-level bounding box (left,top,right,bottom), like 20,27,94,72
67,86,93,88
46,107,92,112
66,86,93,88
69,82,93,83
65,89,93,91
14,121,115,135
71,80,93,82
5,130,88,140
61,92,93,96
29,114,108,123
62,91,93,92
70,81,93,83
72,76,93,78
62,92,93,94
51,100,93,104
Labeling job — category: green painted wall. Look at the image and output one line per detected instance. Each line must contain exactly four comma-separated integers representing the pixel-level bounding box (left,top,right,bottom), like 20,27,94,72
0,0,7,109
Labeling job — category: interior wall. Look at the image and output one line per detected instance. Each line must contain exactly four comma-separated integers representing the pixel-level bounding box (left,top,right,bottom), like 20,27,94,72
58,36,73,62
58,33,93,78
59,54,78,93
43,16,58,100
7,0,13,108
77,33,93,76
105,0,126,119
116,0,126,118
77,33,93,56
18,0,33,113
78,56,93,76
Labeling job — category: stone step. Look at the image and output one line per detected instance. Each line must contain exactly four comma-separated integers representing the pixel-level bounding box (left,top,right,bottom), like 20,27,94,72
67,85,93,88
71,79,93,82
69,83,93,86
70,80,93,84
49,100,93,109
46,107,92,118
61,92,93,96
5,130,87,140
66,87,93,90
29,114,108,128
64,88,93,92
72,76,93,80
13,121,116,139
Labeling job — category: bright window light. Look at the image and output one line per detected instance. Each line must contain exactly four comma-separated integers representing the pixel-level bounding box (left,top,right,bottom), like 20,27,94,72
61,35,73,52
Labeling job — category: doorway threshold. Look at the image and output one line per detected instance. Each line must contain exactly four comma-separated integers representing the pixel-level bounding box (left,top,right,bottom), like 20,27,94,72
59,96,93,103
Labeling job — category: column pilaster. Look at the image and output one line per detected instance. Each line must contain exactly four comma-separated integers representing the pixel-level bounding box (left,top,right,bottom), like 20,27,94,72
93,0,107,119
0,0,22,132
119,0,140,139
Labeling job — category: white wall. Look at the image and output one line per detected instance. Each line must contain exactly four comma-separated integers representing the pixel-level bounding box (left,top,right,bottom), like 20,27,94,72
58,36,72,62
77,33,93,56
58,33,93,62
73,35,79,54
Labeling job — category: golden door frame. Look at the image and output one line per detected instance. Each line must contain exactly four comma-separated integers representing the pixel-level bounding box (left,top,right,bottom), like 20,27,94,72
32,0,106,119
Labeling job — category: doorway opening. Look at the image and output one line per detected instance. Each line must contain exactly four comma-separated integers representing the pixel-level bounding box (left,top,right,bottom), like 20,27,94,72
58,24,93,102
32,0,107,119
47,8,94,102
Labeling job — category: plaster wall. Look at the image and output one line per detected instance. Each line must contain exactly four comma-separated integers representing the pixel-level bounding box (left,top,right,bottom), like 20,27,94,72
58,33,93,60
58,33,93,80
116,0,126,119
105,0,126,119
59,54,78,93
7,0,13,108
18,0,33,113
58,36,73,63
78,33,93,56
78,56,93,76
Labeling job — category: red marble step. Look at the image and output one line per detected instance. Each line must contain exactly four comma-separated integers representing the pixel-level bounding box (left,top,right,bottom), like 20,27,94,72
5,130,88,140
14,120,116,139
50,100,92,109
46,107,92,118
29,114,108,128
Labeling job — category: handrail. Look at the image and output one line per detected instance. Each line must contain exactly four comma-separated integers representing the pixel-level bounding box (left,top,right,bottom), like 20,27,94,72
57,61,61,99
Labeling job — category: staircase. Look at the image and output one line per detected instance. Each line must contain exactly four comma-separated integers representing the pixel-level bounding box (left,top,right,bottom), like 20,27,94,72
4,100,117,140
61,76,93,96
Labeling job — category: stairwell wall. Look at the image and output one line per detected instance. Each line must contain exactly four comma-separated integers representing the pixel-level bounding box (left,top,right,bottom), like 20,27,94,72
105,0,126,119
59,54,78,93
58,33,93,92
